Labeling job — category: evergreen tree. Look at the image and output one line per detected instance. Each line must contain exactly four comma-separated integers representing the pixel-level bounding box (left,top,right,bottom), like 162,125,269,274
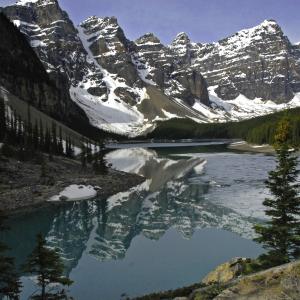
86,141,92,164
0,212,22,300
98,143,108,175
0,97,6,141
33,120,39,150
92,144,100,174
58,127,63,155
254,117,300,267
69,139,74,158
51,122,58,155
39,119,44,151
80,142,86,169
26,104,33,150
16,115,22,145
23,234,73,300
44,127,51,153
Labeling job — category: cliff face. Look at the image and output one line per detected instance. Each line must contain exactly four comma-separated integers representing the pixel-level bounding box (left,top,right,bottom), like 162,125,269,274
0,12,89,130
193,20,300,104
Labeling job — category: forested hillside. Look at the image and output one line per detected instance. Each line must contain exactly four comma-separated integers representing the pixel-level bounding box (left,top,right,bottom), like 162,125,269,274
148,107,300,145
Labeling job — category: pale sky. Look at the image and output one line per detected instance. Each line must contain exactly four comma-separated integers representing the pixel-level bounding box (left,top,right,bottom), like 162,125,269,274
1,0,300,44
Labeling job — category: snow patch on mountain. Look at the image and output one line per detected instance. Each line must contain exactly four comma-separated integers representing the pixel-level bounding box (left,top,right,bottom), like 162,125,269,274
131,55,156,85
208,86,300,120
16,0,55,6
69,25,153,137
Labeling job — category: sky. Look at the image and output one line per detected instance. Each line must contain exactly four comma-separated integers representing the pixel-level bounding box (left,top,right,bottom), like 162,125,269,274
1,0,300,44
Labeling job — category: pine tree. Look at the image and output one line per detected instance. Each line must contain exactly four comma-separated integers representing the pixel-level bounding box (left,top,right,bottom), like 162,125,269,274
44,127,50,153
0,212,22,299
38,120,44,151
26,104,33,151
98,143,108,175
51,122,57,155
16,115,22,145
80,142,86,169
58,127,63,155
86,141,92,164
33,120,39,150
23,234,73,300
254,117,300,267
92,144,100,174
0,96,6,141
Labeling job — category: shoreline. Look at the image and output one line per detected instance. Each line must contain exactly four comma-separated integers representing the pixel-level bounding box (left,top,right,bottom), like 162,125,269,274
228,141,275,153
0,155,145,216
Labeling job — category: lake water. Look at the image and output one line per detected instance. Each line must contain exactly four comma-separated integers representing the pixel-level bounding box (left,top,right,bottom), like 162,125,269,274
2,143,274,300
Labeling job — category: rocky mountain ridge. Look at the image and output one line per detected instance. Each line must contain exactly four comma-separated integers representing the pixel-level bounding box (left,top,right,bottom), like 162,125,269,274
3,0,300,136
0,11,91,135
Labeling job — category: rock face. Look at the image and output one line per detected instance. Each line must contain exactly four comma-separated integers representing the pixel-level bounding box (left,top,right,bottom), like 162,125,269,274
0,11,89,131
132,32,210,106
3,0,300,136
197,20,300,103
214,260,300,300
138,259,300,300
202,257,251,285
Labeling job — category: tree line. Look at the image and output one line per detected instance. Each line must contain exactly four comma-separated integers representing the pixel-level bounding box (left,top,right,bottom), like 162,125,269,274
147,107,300,146
0,96,108,175
0,96,75,160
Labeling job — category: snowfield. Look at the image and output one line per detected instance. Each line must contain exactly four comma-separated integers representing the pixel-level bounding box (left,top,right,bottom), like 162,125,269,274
49,184,98,201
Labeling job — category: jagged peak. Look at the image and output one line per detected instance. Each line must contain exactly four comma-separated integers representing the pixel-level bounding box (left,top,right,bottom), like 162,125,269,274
172,32,190,45
232,19,283,39
135,33,161,46
15,0,57,6
80,15,119,29
215,18,285,49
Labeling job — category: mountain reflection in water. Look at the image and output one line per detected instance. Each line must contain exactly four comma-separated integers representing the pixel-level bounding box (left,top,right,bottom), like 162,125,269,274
3,147,263,279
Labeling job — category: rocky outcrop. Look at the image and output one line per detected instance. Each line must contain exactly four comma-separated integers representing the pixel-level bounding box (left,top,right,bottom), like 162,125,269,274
135,260,300,300
202,257,251,285
214,260,300,300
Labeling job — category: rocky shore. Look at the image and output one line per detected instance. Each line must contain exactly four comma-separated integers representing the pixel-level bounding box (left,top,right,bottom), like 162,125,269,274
0,154,145,215
134,258,300,300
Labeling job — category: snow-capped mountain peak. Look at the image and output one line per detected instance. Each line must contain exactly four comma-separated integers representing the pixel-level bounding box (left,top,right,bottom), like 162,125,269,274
172,32,191,45
3,0,300,137
15,0,56,6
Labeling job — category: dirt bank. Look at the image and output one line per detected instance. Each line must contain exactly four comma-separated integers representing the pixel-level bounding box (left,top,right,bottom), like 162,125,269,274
0,154,144,215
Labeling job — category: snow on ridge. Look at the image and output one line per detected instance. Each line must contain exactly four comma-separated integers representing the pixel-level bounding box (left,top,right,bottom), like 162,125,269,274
15,0,56,6
71,26,151,137
207,86,300,121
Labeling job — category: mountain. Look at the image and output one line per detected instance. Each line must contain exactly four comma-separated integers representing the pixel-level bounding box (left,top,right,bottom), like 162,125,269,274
0,11,89,131
2,0,300,137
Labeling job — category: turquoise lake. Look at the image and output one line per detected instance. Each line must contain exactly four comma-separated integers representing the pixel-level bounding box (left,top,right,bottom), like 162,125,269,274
1,143,274,300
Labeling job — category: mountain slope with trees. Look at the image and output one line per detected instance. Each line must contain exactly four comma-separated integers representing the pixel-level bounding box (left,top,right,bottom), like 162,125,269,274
148,107,300,146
